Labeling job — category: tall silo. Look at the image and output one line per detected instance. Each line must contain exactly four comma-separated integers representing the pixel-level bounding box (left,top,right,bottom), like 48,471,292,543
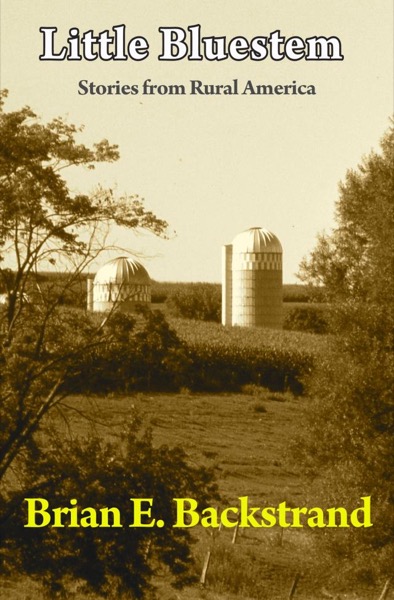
222,227,283,329
89,256,151,312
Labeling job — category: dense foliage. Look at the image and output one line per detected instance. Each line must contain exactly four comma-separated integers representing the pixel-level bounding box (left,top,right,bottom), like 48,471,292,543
295,121,394,581
168,283,221,322
0,90,167,484
150,281,313,308
0,92,220,598
68,312,322,396
70,309,190,393
283,305,329,334
1,421,217,598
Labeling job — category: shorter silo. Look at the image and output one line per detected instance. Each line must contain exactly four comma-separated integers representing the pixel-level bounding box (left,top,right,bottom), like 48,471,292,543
89,256,151,312
222,227,283,329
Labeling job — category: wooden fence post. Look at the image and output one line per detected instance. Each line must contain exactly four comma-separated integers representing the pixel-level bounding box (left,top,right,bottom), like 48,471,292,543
377,578,391,600
200,550,211,586
288,572,301,599
199,513,221,588
232,521,239,544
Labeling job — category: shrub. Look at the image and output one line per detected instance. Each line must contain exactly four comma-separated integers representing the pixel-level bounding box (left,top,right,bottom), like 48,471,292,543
241,383,266,396
253,402,267,413
150,291,167,303
283,305,329,334
68,309,191,393
168,283,221,322
2,422,218,598
150,281,180,304
293,122,394,582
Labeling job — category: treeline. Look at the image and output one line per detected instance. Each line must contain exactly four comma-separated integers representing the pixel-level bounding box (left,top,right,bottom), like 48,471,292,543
161,282,328,333
0,272,328,333
0,270,87,307
0,273,312,305
151,281,312,305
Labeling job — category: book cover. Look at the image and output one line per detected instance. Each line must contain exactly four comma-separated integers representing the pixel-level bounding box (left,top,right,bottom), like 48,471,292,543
0,1,393,599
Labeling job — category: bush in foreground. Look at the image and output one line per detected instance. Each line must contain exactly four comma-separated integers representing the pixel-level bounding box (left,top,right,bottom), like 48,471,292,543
1,421,218,598
294,121,394,582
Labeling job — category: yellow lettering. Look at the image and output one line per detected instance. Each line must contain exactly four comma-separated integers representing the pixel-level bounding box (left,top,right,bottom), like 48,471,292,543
68,499,80,527
277,501,292,527
307,507,326,528
221,507,239,527
173,498,200,527
129,499,155,528
53,506,72,527
24,498,51,528
291,507,307,528
326,507,349,528
350,496,373,528
100,507,122,527
239,496,262,527
201,507,220,528
261,507,277,527
80,507,99,528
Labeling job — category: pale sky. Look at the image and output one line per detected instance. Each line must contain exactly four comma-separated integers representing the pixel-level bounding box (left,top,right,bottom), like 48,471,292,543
0,0,393,282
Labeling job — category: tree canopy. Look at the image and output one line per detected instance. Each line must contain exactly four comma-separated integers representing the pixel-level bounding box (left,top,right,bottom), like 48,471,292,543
0,89,169,482
296,120,394,583
299,120,394,305
0,91,217,597
0,89,167,334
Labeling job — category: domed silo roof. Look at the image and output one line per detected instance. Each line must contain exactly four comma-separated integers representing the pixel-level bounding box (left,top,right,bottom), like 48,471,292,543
232,227,282,254
94,257,151,286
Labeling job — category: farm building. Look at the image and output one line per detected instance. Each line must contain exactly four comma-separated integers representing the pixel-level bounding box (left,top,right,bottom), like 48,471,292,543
222,227,283,329
87,256,151,312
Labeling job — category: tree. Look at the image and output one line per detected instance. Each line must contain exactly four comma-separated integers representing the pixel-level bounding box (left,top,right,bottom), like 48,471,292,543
0,89,166,333
0,91,217,596
1,420,217,598
0,89,167,481
296,121,394,584
299,120,394,305
169,283,222,322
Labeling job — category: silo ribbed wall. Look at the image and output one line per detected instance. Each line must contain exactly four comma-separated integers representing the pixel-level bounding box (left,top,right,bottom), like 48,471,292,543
221,245,233,326
93,283,151,312
232,251,282,328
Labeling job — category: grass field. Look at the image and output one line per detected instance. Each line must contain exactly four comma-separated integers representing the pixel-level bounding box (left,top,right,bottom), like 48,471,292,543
56,391,305,507
55,390,314,600
2,390,387,600
0,298,387,599
0,306,383,600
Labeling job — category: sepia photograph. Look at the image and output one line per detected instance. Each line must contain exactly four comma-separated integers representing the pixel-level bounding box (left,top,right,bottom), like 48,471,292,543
0,1,393,598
